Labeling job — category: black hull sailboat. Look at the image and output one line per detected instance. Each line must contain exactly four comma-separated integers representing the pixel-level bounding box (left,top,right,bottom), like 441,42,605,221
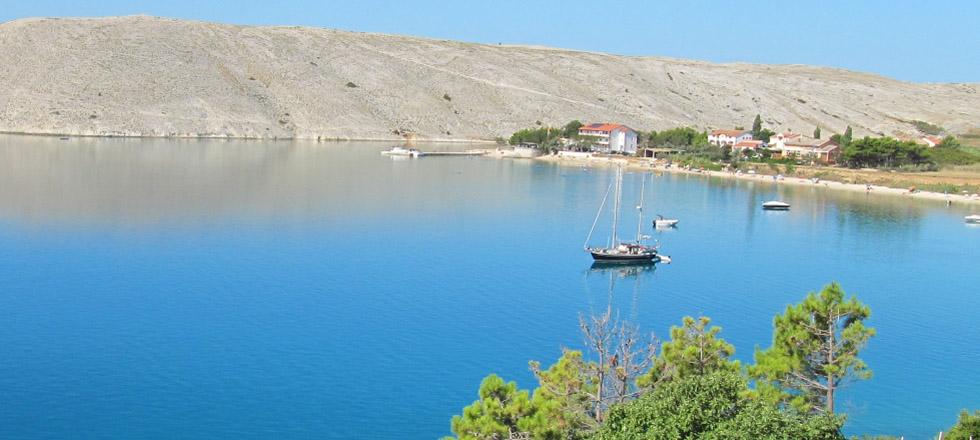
589,247,658,262
584,167,661,264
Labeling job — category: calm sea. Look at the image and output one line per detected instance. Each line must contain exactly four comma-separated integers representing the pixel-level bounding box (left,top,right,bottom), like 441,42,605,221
0,136,977,439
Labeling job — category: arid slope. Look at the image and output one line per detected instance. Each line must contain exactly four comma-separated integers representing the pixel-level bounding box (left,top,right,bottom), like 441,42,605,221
1,16,977,140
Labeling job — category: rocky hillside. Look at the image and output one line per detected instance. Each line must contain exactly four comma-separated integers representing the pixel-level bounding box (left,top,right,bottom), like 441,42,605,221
1,16,977,140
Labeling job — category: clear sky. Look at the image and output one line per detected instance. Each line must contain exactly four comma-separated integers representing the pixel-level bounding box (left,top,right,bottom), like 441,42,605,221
3,0,978,83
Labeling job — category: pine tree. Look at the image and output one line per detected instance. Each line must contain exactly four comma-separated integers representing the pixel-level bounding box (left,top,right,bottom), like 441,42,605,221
752,114,763,139
750,283,875,414
843,126,853,145
447,374,537,440
638,316,739,388
814,127,821,139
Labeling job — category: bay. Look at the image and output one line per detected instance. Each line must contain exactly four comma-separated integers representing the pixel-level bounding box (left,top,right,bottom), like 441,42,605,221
0,136,977,439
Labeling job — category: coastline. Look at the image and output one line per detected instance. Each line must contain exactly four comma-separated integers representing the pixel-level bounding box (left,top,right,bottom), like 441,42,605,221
0,131,497,144
534,154,980,207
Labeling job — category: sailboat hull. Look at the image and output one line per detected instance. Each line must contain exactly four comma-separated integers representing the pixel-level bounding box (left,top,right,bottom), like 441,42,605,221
589,250,658,262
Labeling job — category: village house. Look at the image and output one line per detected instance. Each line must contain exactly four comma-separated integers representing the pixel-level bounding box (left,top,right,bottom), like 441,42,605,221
919,135,943,147
578,123,638,154
771,138,841,164
733,139,766,152
769,132,803,150
708,129,753,147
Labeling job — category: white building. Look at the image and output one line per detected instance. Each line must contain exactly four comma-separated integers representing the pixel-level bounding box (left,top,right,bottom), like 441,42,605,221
769,132,804,150
708,129,753,146
578,123,638,154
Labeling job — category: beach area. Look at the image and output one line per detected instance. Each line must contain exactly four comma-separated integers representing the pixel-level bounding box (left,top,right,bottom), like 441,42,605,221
533,153,980,207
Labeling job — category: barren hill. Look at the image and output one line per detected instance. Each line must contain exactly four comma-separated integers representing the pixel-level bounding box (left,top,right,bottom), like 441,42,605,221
1,15,977,141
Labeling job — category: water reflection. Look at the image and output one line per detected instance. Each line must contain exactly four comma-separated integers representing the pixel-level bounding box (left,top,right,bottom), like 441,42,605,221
0,135,513,229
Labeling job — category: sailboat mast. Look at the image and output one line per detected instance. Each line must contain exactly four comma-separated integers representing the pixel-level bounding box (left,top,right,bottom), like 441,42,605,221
636,172,645,242
611,167,621,246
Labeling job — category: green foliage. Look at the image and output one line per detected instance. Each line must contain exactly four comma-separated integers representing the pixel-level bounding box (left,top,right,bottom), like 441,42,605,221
750,283,875,414
563,120,584,138
757,128,775,143
912,120,944,135
842,136,932,169
945,409,980,440
675,154,723,171
447,374,537,440
444,93,452,101
645,127,702,148
844,126,853,145
638,316,739,388
593,372,844,440
814,127,822,139
529,350,598,439
509,126,560,147
752,115,763,138
929,139,980,166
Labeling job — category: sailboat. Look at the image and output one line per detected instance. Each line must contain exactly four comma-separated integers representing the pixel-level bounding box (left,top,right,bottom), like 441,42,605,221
584,167,660,263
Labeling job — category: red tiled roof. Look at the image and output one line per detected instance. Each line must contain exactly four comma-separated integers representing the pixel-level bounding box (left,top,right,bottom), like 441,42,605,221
734,140,764,148
710,129,749,137
579,123,633,133
923,136,943,145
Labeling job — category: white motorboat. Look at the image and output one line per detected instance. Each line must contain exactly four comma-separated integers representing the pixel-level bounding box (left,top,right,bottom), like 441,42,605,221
381,147,422,158
966,214,980,224
762,201,791,211
653,215,679,228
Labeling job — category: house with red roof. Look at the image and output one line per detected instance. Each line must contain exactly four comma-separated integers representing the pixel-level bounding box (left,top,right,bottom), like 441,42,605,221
578,123,638,154
708,129,753,147
733,139,766,152
771,138,841,164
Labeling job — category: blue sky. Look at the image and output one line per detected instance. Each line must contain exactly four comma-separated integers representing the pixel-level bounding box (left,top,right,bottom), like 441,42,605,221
3,0,978,83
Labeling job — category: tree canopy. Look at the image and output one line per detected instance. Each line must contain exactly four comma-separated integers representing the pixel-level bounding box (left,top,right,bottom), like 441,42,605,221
750,283,875,414
447,374,538,440
593,372,844,440
841,136,932,169
945,409,980,440
637,316,738,388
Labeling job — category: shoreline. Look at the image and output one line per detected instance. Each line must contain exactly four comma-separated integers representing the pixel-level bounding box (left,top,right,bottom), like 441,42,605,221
534,154,980,207
0,131,497,144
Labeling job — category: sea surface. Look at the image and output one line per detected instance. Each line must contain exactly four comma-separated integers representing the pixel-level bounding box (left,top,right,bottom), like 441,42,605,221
1,136,978,439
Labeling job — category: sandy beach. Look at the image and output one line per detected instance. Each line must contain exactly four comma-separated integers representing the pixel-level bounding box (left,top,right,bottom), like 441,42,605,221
534,153,980,207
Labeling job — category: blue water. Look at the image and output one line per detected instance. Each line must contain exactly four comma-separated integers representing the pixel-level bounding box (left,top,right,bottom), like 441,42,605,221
1,136,978,439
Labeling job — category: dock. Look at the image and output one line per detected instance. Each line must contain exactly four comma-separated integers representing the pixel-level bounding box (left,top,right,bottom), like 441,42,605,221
381,147,487,158
416,150,485,157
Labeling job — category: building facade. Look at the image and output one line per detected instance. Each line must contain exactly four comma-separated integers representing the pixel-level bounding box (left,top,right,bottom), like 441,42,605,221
578,123,638,154
771,139,841,164
708,129,753,146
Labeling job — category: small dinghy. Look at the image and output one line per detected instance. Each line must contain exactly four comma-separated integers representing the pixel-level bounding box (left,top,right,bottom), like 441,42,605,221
966,214,980,224
762,201,791,211
653,215,679,228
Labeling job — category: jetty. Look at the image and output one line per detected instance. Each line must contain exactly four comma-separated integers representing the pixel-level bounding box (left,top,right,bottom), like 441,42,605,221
382,147,487,158
415,150,486,157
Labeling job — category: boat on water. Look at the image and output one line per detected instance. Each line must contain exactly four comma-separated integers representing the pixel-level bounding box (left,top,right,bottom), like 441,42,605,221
966,214,980,224
654,215,679,228
381,147,422,158
762,201,791,211
584,167,661,263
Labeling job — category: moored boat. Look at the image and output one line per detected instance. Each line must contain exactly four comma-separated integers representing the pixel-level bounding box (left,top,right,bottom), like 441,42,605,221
584,167,661,263
653,215,679,228
762,201,791,211
381,147,422,157
966,214,980,224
